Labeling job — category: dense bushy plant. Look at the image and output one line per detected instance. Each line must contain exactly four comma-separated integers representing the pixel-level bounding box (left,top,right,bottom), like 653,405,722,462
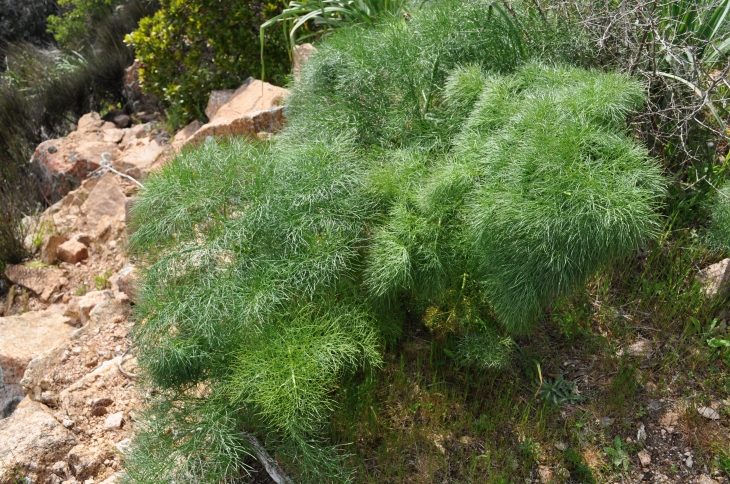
126,1,664,481
707,185,730,251
47,0,124,49
126,0,291,124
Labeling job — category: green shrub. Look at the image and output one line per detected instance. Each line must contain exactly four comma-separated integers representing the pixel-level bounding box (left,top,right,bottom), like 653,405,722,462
707,184,730,251
126,1,664,481
47,0,124,49
126,0,291,124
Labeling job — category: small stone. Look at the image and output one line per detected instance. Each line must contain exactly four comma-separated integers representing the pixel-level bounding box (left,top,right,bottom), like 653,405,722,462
73,233,93,247
538,465,554,483
51,460,69,476
637,423,646,442
686,455,694,468
57,240,89,264
659,411,679,427
41,391,59,407
697,475,720,484
104,412,124,431
598,417,614,427
697,406,721,420
114,438,132,454
638,450,651,467
63,419,75,428
48,145,58,154
554,441,568,451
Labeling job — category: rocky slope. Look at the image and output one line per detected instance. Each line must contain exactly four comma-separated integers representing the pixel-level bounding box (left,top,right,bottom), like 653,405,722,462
0,78,288,484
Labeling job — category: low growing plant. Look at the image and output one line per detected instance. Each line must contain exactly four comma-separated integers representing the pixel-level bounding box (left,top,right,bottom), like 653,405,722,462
125,1,665,481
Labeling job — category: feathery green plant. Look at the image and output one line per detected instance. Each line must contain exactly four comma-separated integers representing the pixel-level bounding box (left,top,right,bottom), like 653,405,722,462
126,1,664,481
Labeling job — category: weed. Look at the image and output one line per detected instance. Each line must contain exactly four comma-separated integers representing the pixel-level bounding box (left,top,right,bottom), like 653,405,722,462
603,436,630,472
538,375,585,406
94,269,113,290
75,283,88,296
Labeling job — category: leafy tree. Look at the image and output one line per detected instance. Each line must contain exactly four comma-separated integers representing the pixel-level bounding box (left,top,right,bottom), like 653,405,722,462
125,1,664,482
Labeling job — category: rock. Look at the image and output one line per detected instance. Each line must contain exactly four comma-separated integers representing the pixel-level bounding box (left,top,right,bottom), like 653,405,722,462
20,345,67,402
113,114,131,129
0,400,77,483
698,475,720,484
685,454,693,468
69,290,113,325
40,390,59,407
103,412,124,431
115,438,132,454
72,233,93,246
698,258,730,297
183,78,288,148
293,43,316,79
659,411,679,428
67,444,111,480
538,465,554,483
554,441,567,451
41,235,69,265
62,419,75,429
51,460,69,477
111,267,137,302
57,239,89,264
5,264,64,301
598,417,614,427
113,137,166,177
90,397,113,417
697,406,720,420
636,423,646,442
123,60,159,112
638,450,651,467
627,340,652,358
80,173,127,228
205,89,236,120
30,112,123,202
172,120,205,152
0,311,73,411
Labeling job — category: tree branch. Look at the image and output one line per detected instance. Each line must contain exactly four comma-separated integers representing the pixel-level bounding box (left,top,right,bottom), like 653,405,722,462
241,432,295,484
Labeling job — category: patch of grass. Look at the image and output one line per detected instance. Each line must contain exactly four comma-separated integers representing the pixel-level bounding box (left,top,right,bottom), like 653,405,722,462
94,269,113,290
75,283,88,296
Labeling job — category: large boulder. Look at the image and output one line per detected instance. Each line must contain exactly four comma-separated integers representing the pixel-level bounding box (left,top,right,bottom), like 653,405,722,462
0,400,77,484
30,112,168,202
698,258,730,297
30,113,122,202
183,78,289,148
80,172,128,230
0,311,73,413
4,264,65,301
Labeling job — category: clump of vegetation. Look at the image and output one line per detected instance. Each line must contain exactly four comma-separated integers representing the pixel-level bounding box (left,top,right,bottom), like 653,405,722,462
0,0,58,50
125,1,664,481
126,0,291,125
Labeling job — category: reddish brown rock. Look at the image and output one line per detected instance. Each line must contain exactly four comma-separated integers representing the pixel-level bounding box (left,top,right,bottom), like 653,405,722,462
293,43,316,79
5,264,64,301
57,239,89,263
205,89,236,120
80,173,128,228
172,120,205,152
40,235,69,265
30,113,122,202
183,78,288,148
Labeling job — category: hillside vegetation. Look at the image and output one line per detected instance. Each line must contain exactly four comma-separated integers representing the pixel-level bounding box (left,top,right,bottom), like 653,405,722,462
121,1,700,482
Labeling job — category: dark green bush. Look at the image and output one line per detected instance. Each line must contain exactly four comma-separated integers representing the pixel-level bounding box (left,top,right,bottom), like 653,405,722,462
126,1,664,482
126,0,291,124
0,0,58,51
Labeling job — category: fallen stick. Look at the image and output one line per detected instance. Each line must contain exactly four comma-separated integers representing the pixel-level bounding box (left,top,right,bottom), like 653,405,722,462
240,432,294,484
